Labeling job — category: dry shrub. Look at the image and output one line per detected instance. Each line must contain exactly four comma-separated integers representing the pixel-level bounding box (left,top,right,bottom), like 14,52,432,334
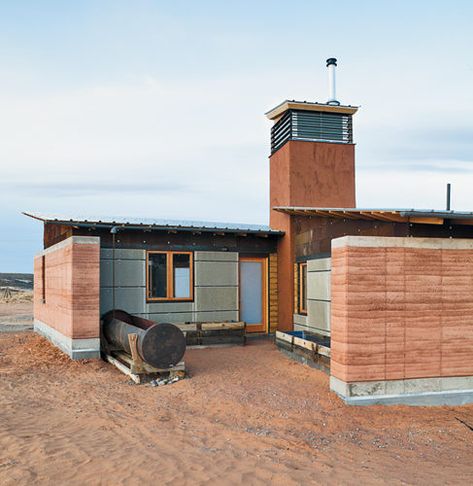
0,290,33,304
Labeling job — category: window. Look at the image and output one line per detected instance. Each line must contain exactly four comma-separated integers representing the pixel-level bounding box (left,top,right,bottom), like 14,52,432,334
41,255,46,303
298,262,307,314
147,251,193,301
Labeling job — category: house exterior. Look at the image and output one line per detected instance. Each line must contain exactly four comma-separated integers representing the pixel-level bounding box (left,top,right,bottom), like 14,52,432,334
26,61,473,405
265,98,473,405
27,216,282,359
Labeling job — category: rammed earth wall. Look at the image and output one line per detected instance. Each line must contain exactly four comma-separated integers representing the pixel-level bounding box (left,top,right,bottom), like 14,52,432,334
330,236,473,405
33,236,100,359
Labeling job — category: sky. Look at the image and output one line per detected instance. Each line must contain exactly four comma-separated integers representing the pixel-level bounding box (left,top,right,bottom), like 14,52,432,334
1,0,473,272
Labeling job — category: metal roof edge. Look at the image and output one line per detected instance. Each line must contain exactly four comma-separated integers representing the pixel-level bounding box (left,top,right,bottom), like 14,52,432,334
273,206,473,216
22,211,284,236
273,206,473,220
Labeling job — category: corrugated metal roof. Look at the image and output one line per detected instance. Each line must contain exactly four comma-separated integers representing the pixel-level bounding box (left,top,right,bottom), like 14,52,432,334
273,207,473,225
23,212,283,235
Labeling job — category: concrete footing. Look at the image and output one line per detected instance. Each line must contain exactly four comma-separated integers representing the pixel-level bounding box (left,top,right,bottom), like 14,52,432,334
330,375,473,406
34,319,100,360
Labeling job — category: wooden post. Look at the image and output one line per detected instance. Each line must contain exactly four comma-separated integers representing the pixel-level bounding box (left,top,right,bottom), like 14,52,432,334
128,333,145,374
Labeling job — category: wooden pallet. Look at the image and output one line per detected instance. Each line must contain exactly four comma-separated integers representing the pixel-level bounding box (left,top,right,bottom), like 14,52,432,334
175,321,246,347
275,330,331,373
275,331,330,358
104,353,185,384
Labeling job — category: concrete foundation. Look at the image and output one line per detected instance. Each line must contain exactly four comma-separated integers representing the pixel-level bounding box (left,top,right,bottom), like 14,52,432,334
34,319,100,360
330,375,473,406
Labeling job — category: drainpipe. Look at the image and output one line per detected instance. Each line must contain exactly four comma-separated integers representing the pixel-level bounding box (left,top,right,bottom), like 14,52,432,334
110,226,119,319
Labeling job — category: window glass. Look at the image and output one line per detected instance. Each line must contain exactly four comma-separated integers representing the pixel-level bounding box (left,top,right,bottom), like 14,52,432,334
173,253,191,298
240,261,263,324
149,253,167,298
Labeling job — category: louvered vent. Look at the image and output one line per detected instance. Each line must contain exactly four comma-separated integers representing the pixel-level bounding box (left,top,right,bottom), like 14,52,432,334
271,109,353,153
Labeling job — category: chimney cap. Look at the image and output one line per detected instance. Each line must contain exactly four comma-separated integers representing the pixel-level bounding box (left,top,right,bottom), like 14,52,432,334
326,58,337,67
265,100,358,120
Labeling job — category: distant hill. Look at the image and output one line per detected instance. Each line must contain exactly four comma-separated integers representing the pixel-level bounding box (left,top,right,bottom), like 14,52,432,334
0,273,33,291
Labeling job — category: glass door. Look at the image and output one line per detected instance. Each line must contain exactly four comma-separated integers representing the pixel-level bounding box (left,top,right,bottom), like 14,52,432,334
239,257,267,333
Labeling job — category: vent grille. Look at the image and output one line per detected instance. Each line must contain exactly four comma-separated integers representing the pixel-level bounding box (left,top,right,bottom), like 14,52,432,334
271,110,353,153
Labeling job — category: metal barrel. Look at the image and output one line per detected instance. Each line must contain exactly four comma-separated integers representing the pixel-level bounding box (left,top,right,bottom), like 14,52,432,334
102,310,186,369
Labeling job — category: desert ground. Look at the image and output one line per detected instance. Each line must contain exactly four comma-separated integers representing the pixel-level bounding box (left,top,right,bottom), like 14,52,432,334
1,300,473,485
0,297,33,333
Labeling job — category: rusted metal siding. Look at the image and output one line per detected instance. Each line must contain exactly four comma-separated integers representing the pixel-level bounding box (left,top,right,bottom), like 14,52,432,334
293,216,409,259
44,225,279,254
293,216,473,260
44,223,73,249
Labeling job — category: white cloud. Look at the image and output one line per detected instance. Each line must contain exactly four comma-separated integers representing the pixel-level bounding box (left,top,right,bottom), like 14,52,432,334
357,168,473,211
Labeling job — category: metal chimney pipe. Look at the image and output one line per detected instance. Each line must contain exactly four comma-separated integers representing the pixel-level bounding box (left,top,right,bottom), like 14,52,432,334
326,58,340,105
446,183,451,211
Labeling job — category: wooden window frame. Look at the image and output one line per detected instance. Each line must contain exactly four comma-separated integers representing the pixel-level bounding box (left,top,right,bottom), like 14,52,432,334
146,251,194,302
298,262,307,315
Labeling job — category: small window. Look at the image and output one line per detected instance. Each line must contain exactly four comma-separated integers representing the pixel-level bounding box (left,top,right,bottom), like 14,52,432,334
298,262,307,314
147,251,193,301
41,255,46,303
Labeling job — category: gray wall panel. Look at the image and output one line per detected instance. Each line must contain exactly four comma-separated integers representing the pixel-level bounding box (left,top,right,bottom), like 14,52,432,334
194,310,238,322
294,313,307,327
101,287,147,315
307,300,331,333
308,257,331,271
307,269,331,302
194,286,238,312
100,259,146,288
194,261,238,287
101,249,145,260
147,313,194,324
194,251,238,262
146,301,193,313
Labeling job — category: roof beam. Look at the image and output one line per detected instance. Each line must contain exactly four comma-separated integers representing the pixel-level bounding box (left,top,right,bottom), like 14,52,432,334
358,211,386,221
337,211,360,220
372,211,406,223
408,217,444,225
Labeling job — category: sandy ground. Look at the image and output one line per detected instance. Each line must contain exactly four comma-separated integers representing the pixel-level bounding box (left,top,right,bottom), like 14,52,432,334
0,294,33,332
0,325,473,486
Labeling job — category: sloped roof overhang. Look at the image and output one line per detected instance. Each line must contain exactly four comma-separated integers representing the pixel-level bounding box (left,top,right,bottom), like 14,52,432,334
23,212,284,237
273,207,473,226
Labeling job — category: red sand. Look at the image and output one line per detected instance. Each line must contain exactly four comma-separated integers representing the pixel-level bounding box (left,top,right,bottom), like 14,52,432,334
1,333,473,485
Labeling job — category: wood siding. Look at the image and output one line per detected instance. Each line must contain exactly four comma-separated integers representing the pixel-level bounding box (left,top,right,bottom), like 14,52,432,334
269,253,279,332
